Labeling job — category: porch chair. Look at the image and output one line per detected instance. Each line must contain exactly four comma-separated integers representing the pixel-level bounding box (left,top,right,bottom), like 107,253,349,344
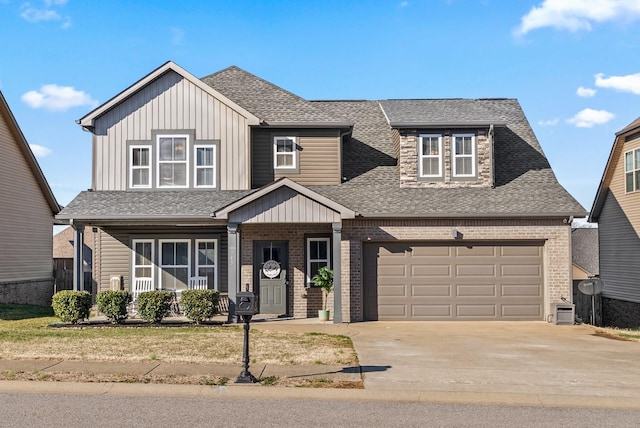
131,277,154,313
188,276,208,290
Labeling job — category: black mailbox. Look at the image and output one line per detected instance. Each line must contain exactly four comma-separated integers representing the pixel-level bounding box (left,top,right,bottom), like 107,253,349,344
236,290,259,316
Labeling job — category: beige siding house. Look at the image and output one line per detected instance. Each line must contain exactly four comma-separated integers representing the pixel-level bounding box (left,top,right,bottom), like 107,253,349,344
0,91,60,306
590,117,640,327
57,61,586,323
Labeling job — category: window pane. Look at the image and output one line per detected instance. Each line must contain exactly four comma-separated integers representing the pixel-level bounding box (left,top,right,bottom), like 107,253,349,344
198,242,215,266
176,242,188,265
627,172,634,192
310,261,325,280
132,169,149,186
276,154,292,167
456,157,473,175
310,241,319,259
174,138,186,160
423,158,439,176
636,150,640,169
159,138,173,161
197,147,214,166
318,240,328,259
626,152,633,171
197,168,213,186
133,148,149,166
277,139,293,153
135,267,152,278
636,170,640,191
174,165,186,186
135,243,151,266
162,243,174,265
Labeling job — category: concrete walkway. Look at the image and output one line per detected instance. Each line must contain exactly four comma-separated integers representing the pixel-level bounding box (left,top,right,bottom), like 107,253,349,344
1,320,639,409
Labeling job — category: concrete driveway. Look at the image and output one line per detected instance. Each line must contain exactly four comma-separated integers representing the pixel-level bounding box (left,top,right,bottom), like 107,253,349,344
348,321,640,403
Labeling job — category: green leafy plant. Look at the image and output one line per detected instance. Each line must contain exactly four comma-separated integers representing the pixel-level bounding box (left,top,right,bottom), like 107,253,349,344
180,289,219,324
96,290,132,324
137,291,173,323
51,290,92,324
311,266,334,311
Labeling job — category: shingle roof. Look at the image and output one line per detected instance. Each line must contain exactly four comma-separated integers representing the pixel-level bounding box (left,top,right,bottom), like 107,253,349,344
379,99,509,127
201,66,349,126
572,228,599,275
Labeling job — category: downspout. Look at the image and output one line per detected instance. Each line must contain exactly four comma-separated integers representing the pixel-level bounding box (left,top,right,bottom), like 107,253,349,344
489,124,495,188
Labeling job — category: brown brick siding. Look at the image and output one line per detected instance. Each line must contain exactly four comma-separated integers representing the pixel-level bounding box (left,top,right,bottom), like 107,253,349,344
342,218,572,322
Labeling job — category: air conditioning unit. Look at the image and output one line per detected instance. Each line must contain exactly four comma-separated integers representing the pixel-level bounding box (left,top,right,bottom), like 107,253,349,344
110,275,122,291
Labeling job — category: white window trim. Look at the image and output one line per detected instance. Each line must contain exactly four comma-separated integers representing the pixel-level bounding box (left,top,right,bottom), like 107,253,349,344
418,134,443,178
129,145,151,188
306,237,331,285
195,239,218,290
625,148,640,193
452,133,476,178
156,134,189,189
132,239,154,284
194,144,216,188
158,239,191,290
273,136,297,170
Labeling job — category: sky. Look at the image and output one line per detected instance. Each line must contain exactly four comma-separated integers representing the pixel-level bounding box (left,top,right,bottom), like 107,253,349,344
2,0,640,224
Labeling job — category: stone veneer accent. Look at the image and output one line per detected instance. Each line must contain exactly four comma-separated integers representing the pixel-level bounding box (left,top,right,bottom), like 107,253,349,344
237,218,572,323
399,130,492,188
0,278,54,307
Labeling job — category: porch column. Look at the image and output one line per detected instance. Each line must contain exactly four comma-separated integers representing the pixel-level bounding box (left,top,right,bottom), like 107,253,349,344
332,222,342,323
227,223,240,323
72,224,85,292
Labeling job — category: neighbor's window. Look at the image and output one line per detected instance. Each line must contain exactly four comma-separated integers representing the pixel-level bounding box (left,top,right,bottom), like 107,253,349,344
132,240,154,282
159,240,190,291
452,134,476,177
307,237,330,285
419,134,443,178
157,135,188,188
194,145,216,188
274,136,297,169
625,148,640,192
130,146,151,188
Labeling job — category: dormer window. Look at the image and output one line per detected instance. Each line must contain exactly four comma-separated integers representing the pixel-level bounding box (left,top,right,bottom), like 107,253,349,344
158,135,188,188
452,133,476,178
274,136,297,170
419,134,443,178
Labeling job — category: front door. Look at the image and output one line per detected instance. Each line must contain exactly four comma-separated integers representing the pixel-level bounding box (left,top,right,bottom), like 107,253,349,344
254,241,288,315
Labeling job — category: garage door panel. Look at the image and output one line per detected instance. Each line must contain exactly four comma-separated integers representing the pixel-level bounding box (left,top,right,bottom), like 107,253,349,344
412,265,450,276
456,265,495,276
457,305,497,317
364,242,544,321
412,284,451,297
457,284,496,297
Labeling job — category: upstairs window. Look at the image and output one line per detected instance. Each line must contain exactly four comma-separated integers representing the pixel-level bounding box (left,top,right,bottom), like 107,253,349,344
130,146,151,188
274,136,297,170
452,134,476,178
419,134,443,178
157,135,188,188
625,148,640,192
195,145,216,188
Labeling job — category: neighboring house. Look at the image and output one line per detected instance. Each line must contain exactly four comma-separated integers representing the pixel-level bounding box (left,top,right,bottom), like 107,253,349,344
571,227,599,323
53,226,94,292
0,91,60,306
589,117,640,328
56,61,586,322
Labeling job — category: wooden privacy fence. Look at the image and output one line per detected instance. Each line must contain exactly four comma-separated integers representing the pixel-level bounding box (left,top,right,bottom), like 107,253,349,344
54,269,93,294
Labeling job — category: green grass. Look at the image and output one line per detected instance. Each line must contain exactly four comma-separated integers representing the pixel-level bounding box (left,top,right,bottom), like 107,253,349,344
0,304,54,321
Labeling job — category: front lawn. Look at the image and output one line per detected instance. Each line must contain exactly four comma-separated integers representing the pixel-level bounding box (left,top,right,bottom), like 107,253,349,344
0,304,357,366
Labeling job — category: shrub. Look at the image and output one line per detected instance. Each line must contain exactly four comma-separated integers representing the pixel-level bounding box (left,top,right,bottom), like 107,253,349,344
96,290,132,324
180,289,219,324
137,291,173,323
51,291,92,324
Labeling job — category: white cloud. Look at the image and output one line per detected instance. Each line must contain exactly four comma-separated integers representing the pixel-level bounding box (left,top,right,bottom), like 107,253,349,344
538,118,559,126
514,0,640,36
29,144,52,158
576,86,597,97
595,72,640,94
20,1,71,28
21,84,98,112
567,108,615,128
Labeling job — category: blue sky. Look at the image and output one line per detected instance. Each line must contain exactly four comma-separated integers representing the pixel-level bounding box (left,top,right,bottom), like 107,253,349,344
2,0,640,220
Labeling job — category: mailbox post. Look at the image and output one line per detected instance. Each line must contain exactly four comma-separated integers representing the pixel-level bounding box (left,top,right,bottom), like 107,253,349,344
235,288,259,383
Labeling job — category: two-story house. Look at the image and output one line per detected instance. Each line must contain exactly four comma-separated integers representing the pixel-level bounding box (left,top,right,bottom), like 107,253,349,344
589,116,640,328
1,91,60,306
56,61,586,323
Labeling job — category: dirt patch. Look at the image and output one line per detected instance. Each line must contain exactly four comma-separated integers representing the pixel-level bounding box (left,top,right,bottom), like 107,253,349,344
592,328,640,342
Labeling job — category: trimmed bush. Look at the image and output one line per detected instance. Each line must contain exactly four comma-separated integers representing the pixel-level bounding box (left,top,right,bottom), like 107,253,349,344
51,291,92,324
180,289,220,324
137,291,173,323
96,290,132,324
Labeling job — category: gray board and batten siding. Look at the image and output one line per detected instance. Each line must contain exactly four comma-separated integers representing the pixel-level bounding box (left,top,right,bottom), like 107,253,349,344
91,70,251,191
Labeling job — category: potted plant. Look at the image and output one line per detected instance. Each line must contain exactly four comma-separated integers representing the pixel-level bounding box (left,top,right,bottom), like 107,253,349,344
312,266,333,321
